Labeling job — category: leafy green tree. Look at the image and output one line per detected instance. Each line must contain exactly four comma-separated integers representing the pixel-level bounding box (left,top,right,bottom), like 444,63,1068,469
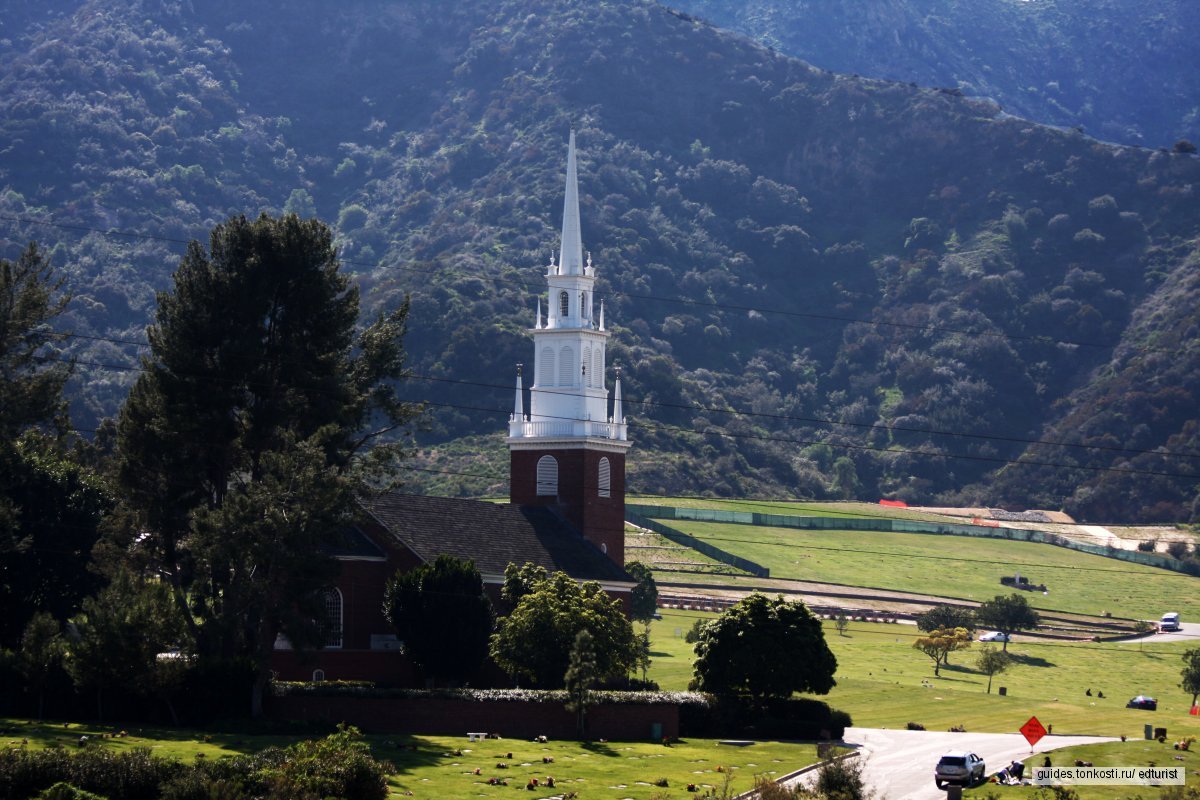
65,569,189,722
564,629,598,739
383,555,493,685
1182,648,1200,708
915,604,976,634
913,627,971,676
500,561,548,606
626,560,659,627
691,593,836,703
0,437,109,647
684,618,707,644
834,613,849,636
490,571,635,687
17,612,64,719
975,594,1040,651
114,213,419,717
976,645,1011,694
830,456,860,500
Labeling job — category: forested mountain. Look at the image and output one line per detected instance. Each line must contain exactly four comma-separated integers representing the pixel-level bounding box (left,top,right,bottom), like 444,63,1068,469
668,0,1200,149
2,0,1199,522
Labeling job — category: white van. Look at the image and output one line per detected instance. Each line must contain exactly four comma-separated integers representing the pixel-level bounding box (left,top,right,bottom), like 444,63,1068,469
1159,612,1181,632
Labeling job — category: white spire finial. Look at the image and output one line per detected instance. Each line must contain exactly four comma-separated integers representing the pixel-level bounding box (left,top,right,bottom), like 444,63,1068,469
612,366,624,423
536,298,542,329
513,364,525,421
558,130,584,276
599,299,605,331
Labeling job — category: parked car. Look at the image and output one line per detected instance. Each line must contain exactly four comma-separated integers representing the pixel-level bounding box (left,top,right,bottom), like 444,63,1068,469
1126,695,1157,710
978,631,1011,642
935,751,986,788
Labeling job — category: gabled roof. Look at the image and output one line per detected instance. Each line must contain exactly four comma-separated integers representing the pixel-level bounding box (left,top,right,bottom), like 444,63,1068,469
324,524,388,559
362,493,633,584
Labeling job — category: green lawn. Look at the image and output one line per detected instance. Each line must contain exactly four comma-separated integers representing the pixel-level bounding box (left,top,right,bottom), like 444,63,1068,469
649,610,1200,740
647,520,1200,621
0,720,825,800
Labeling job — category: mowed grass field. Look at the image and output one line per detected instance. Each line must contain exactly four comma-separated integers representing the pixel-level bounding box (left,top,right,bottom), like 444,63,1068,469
647,519,1200,621
0,721,825,800
649,610,1200,741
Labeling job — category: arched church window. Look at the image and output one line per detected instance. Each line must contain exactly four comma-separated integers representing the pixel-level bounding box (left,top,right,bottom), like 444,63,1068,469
536,455,559,496
592,348,602,386
559,290,569,318
598,457,611,498
558,345,574,386
322,588,343,649
580,291,587,319
582,345,592,387
539,347,555,386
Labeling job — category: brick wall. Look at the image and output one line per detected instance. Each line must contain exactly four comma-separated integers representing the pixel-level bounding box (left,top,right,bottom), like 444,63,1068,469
266,693,679,740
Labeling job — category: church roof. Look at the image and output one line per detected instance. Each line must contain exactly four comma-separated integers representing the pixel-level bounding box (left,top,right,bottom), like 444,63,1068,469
362,493,633,584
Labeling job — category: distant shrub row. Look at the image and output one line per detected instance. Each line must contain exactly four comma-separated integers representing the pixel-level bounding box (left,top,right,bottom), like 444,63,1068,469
0,725,389,800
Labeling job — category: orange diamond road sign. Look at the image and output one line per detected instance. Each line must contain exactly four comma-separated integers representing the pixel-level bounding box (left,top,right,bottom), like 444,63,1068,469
1021,716,1047,746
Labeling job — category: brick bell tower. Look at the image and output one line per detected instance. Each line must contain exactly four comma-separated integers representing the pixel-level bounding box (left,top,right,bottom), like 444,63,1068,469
508,130,631,567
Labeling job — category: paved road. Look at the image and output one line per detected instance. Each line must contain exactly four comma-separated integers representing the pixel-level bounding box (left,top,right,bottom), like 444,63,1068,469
789,727,1119,800
1125,622,1200,644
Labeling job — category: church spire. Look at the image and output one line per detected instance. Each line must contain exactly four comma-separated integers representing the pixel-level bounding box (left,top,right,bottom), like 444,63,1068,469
558,129,584,276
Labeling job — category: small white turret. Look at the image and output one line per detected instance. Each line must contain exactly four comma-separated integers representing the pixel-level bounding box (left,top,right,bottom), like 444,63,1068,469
513,364,525,421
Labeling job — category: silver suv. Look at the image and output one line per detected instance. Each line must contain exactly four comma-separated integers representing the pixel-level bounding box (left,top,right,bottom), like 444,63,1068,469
935,751,985,788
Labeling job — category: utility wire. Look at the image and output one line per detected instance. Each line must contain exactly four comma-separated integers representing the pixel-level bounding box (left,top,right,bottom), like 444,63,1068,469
1,211,1182,357
38,329,1200,463
45,350,1200,480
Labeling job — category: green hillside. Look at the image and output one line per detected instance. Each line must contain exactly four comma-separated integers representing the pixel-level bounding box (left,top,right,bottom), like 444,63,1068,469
668,0,1200,149
2,0,1200,521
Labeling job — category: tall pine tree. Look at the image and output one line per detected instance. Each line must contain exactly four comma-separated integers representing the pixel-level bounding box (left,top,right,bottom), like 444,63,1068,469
116,213,418,716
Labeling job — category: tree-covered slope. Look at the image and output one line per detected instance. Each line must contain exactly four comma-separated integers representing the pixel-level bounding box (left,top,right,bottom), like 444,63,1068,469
2,0,1199,522
666,0,1200,149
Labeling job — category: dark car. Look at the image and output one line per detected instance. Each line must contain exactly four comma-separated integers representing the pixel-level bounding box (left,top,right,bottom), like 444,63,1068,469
1126,695,1157,710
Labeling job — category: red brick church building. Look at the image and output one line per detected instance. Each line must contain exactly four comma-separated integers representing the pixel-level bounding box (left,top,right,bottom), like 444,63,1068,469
272,132,636,685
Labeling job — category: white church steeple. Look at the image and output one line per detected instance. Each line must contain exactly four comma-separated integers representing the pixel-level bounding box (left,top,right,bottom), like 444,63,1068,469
507,130,632,568
508,130,626,442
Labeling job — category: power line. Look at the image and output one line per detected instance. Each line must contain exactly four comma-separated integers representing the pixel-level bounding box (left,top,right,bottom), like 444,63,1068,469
41,329,1200,463
39,350,1200,481
2,211,1182,357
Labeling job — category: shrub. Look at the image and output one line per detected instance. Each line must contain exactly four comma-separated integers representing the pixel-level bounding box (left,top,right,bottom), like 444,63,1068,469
906,722,926,731
38,784,108,800
260,724,391,800
1137,538,1157,552
814,757,869,800
678,695,851,739
0,746,183,800
1166,541,1193,560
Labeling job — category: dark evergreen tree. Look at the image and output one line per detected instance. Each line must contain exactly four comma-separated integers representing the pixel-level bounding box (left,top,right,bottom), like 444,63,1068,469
564,629,598,739
383,555,493,685
691,593,837,703
115,213,418,716
0,243,107,648
0,242,71,441
625,561,659,627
